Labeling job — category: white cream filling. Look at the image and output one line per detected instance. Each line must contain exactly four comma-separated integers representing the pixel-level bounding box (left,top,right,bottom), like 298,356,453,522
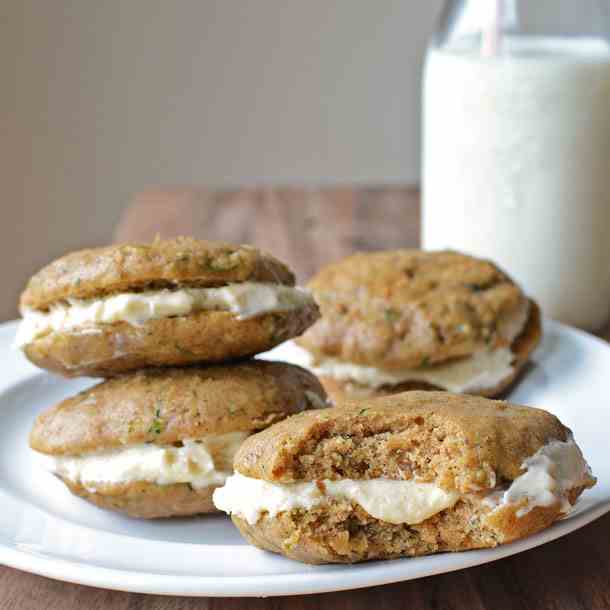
38,431,249,493
289,300,530,394
485,436,593,517
213,437,593,525
294,346,516,394
15,282,313,347
213,473,460,525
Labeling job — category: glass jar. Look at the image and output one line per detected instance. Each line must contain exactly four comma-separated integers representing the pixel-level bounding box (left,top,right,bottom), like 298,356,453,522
422,0,610,330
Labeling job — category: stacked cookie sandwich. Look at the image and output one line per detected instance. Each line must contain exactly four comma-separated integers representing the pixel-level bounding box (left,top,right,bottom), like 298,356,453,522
18,237,327,517
294,250,541,401
16,237,318,376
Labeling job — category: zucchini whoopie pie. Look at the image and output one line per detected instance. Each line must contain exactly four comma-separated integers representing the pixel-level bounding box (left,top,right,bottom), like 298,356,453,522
214,391,595,564
30,361,328,518
295,250,541,400
16,237,319,377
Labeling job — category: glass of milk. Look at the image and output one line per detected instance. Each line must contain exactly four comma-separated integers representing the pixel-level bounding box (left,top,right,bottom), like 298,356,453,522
422,0,610,330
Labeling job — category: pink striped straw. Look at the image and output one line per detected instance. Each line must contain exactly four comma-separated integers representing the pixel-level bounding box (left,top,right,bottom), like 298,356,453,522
481,0,503,57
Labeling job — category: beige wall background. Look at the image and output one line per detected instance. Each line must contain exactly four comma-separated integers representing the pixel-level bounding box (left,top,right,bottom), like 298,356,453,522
0,0,442,321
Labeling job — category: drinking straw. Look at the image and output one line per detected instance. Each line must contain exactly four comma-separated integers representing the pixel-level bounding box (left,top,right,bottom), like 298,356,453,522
481,0,503,57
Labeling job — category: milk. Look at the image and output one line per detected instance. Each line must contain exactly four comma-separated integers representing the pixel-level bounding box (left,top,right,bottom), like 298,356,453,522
422,37,610,330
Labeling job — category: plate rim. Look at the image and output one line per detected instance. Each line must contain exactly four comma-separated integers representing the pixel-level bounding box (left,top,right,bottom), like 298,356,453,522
1,502,609,597
0,318,609,597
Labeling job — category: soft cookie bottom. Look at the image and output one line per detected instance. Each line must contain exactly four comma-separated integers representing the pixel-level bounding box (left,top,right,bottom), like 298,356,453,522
60,477,220,518
230,487,586,564
317,301,542,402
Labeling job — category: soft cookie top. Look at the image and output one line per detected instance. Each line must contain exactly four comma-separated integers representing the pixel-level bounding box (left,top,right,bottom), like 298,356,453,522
297,249,532,369
232,391,589,494
21,237,294,311
30,361,327,456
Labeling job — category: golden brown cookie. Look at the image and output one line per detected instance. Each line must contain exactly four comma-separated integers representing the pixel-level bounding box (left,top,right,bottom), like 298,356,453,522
30,361,328,518
316,301,541,401
295,250,540,400
20,237,295,310
16,237,319,377
61,479,218,519
213,391,595,564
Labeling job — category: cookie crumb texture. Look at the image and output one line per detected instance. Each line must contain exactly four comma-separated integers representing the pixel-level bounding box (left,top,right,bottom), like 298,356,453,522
298,249,531,368
235,392,568,492
230,391,594,564
232,488,585,564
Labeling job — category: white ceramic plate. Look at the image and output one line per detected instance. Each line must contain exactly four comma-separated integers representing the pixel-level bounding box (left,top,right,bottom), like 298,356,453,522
0,319,608,597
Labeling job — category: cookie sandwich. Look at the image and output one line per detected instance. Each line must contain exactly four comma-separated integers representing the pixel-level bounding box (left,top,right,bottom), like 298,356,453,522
295,250,540,400
16,237,319,377
214,391,595,564
30,361,328,518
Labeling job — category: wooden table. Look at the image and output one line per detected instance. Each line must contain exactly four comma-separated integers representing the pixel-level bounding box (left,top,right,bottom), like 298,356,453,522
3,186,609,610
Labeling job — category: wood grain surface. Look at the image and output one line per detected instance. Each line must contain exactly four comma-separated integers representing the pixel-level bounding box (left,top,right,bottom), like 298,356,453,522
2,186,609,610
